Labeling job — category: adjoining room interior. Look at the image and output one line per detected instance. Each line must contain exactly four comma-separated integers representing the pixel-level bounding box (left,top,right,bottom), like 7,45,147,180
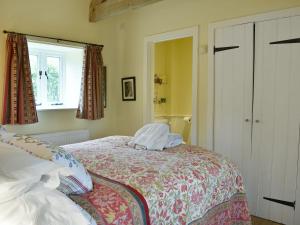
153,37,192,144
1,0,300,225
143,26,199,146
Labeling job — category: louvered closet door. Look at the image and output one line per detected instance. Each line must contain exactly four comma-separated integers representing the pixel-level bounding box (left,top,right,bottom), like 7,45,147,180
214,23,256,212
253,16,300,224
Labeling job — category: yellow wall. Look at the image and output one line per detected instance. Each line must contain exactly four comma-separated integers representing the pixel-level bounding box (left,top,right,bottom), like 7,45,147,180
154,41,169,116
112,0,300,146
169,38,192,116
0,0,119,138
154,37,192,117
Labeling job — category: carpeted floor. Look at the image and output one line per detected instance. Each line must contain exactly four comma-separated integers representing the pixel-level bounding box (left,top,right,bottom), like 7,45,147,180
251,216,283,225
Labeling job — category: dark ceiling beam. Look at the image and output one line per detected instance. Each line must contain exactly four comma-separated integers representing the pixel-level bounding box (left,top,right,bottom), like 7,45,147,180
89,0,163,22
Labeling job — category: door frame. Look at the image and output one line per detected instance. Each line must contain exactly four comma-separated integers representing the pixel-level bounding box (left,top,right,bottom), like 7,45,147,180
143,26,199,145
207,6,300,224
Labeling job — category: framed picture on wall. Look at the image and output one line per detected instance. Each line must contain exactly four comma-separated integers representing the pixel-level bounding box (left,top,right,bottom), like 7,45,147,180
121,76,136,101
102,66,107,108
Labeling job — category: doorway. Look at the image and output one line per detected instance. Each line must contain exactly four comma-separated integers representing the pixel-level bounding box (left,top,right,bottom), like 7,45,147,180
143,27,199,145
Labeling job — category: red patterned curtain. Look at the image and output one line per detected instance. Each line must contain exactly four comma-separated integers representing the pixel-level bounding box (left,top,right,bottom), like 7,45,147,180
2,34,38,125
76,45,104,120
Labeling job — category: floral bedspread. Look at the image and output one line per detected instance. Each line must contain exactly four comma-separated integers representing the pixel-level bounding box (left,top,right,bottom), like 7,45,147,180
63,136,251,225
70,172,150,225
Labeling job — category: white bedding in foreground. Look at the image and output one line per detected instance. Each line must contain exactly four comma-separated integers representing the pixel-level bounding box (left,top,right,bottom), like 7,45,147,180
0,142,96,225
0,183,94,225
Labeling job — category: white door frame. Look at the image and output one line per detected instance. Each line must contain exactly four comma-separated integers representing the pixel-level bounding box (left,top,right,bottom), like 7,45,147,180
143,26,199,145
207,6,300,224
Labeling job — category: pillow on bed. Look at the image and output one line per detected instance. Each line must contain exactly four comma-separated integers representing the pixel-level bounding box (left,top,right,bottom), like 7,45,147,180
165,133,183,148
53,147,93,195
0,183,96,225
0,133,53,160
0,126,16,144
0,142,71,203
0,133,93,195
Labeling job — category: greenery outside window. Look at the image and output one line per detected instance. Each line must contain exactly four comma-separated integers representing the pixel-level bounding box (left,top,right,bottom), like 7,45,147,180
28,41,84,110
29,52,63,106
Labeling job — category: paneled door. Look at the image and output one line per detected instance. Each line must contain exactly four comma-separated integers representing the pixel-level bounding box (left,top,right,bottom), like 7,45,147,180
253,15,300,224
214,23,256,213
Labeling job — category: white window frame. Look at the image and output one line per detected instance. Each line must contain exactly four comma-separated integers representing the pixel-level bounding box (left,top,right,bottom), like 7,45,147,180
29,49,66,110
29,53,41,105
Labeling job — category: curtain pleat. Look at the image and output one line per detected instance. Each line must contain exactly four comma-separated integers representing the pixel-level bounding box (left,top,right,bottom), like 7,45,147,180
76,45,104,120
2,34,38,125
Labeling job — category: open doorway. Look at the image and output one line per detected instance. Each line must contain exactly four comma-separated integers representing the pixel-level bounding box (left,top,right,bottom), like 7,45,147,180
143,27,199,145
153,38,193,144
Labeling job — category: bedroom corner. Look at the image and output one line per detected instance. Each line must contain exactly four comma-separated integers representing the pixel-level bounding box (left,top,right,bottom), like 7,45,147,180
0,0,120,139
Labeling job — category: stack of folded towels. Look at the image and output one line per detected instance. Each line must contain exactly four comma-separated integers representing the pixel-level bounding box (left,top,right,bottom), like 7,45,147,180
128,123,183,151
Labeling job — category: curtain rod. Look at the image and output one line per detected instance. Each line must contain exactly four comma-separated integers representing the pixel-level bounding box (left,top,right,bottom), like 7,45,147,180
3,30,104,47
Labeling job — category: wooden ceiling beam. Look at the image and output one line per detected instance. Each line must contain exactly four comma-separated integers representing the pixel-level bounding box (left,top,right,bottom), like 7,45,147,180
89,0,163,22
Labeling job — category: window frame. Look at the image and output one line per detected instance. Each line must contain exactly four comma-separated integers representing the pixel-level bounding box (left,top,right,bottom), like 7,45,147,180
29,53,41,105
29,48,66,110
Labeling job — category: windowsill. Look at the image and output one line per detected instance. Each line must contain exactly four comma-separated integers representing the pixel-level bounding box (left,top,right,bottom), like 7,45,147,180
37,105,77,111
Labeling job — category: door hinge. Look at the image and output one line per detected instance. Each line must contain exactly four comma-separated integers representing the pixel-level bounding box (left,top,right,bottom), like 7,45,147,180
263,197,296,209
270,38,300,45
214,45,239,54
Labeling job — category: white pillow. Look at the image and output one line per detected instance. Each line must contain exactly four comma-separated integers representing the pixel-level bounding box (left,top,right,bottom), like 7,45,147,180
0,126,15,143
53,148,93,195
0,183,95,225
165,133,183,148
0,143,71,203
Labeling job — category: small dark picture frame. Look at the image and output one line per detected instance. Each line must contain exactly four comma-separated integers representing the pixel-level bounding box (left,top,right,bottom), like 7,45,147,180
121,77,136,101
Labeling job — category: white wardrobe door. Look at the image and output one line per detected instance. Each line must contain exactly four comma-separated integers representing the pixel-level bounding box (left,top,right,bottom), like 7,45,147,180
254,16,300,225
214,23,255,212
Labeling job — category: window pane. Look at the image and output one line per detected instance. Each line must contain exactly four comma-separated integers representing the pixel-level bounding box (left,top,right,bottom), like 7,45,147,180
29,55,39,102
46,57,61,103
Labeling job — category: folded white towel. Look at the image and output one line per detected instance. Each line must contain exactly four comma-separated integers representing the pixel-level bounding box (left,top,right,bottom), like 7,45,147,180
128,123,170,151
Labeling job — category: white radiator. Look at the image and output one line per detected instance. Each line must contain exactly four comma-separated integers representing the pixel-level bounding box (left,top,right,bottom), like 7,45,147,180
32,130,90,146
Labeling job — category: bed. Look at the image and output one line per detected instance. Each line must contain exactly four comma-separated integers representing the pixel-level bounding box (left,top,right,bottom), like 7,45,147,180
62,136,251,225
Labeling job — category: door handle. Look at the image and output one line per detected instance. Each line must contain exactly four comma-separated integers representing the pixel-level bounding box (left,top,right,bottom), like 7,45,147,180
245,118,250,122
255,119,260,123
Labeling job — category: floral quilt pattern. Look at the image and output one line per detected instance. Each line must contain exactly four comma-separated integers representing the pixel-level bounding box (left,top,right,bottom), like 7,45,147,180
70,172,149,225
63,136,251,225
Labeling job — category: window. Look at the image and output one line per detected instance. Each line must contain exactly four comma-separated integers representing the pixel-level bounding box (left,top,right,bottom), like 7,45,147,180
28,41,84,110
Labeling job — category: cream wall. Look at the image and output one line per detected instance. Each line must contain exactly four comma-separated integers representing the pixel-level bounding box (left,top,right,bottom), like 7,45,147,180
154,37,192,117
0,0,119,138
113,0,300,146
